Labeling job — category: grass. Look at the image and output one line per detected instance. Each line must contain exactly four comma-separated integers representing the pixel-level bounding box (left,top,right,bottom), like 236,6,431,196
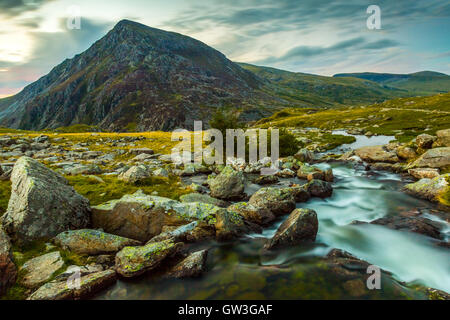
0,180,11,214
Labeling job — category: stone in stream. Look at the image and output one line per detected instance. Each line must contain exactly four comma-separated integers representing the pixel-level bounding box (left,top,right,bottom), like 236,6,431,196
264,208,318,250
354,145,399,163
165,250,208,278
248,187,296,216
53,229,141,255
180,193,228,207
20,251,65,289
27,270,117,300
370,216,443,240
254,174,279,185
409,147,450,169
215,208,256,241
0,227,16,296
92,190,219,242
148,221,215,243
306,179,333,198
227,202,275,226
208,166,246,200
404,174,449,202
294,148,315,163
2,157,90,245
115,239,183,278
408,168,440,180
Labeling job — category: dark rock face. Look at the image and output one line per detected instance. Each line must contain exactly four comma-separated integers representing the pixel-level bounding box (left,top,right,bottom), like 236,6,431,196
0,20,264,132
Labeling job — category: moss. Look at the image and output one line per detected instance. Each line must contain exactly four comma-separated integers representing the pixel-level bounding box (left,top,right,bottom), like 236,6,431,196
437,176,450,206
0,180,11,214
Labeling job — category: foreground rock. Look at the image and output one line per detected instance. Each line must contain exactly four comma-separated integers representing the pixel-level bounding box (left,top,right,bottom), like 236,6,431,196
404,174,449,202
409,147,450,169
115,239,183,278
208,166,245,200
20,251,65,289
54,229,141,255
92,191,218,242
264,209,318,250
166,250,208,278
355,145,399,163
214,208,254,241
249,187,296,216
2,157,90,245
0,228,16,296
28,270,117,300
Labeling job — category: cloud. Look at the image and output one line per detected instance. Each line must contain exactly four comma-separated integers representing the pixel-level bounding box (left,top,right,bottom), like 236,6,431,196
0,0,54,18
361,39,400,50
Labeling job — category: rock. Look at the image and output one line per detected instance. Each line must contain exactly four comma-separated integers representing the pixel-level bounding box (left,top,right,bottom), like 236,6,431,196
227,202,275,226
54,264,104,281
404,174,449,202
427,288,450,300
209,166,245,200
166,250,208,278
0,228,16,296
370,216,442,240
355,145,399,163
324,168,334,182
129,148,154,155
118,165,151,183
285,186,311,202
33,135,49,143
153,168,169,177
408,168,440,180
20,251,65,289
434,129,450,147
249,187,296,216
148,221,215,243
115,239,183,277
179,193,228,207
294,148,314,163
409,147,450,169
296,164,319,179
92,191,219,242
132,153,156,162
264,208,318,249
306,179,333,198
275,168,296,178
2,157,90,245
215,208,249,241
28,270,117,300
64,164,103,175
416,134,435,149
53,229,141,255
254,175,279,185
396,146,417,160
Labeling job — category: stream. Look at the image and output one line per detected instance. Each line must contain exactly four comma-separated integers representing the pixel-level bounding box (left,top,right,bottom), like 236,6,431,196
95,133,450,300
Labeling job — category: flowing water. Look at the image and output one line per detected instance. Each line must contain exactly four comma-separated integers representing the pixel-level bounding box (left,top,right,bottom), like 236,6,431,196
95,134,450,300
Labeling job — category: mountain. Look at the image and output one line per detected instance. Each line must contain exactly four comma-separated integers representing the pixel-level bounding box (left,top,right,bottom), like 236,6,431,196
0,20,439,132
333,71,450,95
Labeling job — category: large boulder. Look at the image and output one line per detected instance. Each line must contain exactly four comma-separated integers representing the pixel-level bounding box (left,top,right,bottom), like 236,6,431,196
434,129,450,147
27,270,117,300
409,147,450,169
92,191,219,242
115,239,183,278
264,208,318,250
404,174,449,202
354,145,399,163
20,251,65,289
53,229,141,255
2,157,90,245
0,227,16,296
249,187,296,216
208,166,245,200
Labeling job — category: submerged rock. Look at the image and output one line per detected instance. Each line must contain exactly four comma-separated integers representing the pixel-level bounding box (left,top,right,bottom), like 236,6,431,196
54,229,141,255
28,270,117,300
404,174,449,202
115,239,183,278
209,166,246,200
409,147,450,169
249,187,296,216
166,250,208,278
0,228,16,296
20,251,65,289
264,208,318,250
2,157,90,245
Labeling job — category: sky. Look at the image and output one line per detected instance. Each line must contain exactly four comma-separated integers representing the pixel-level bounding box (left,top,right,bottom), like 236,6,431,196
0,0,449,98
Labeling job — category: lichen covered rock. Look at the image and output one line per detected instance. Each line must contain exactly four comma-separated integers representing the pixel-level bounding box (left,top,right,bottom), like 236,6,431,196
409,147,450,169
404,174,449,202
209,166,245,200
20,251,65,289
249,187,296,216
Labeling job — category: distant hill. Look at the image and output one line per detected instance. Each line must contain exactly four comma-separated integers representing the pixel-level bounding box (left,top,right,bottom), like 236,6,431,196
333,71,450,95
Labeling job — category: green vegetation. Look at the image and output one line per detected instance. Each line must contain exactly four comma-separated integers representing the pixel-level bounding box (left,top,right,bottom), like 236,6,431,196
51,124,100,133
66,174,191,205
0,180,11,214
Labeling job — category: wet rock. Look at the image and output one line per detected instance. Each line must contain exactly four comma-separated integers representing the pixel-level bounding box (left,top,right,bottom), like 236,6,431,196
20,251,65,289
0,227,16,296
404,174,449,202
370,216,442,240
115,239,183,278
254,174,279,185
2,157,90,245
408,168,440,180
28,270,117,300
180,193,228,207
306,179,333,198
92,191,219,242
249,187,296,216
118,165,151,183
416,134,435,149
165,250,208,278
409,147,450,169
264,208,318,250
434,129,450,148
227,202,275,226
209,166,245,200
54,229,141,255
355,145,399,163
